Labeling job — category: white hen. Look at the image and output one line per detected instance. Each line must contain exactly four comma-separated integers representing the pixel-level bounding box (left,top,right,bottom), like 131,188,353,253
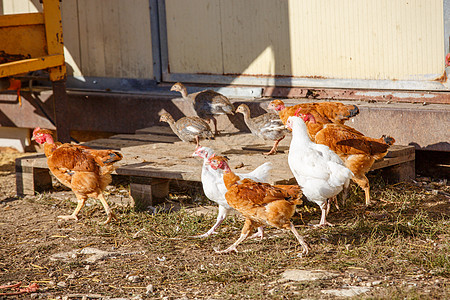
286,116,353,226
192,146,272,237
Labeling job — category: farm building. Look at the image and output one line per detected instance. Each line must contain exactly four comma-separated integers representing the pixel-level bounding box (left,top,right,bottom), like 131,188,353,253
0,0,449,176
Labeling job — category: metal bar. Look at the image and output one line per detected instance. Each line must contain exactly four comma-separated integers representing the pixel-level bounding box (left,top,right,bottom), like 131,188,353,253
0,54,64,78
149,0,162,82
42,0,66,81
165,72,449,91
0,13,44,27
445,0,450,54
157,0,169,82
52,80,70,143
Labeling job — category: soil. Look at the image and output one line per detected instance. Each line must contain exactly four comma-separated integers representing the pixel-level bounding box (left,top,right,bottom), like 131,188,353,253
0,147,449,299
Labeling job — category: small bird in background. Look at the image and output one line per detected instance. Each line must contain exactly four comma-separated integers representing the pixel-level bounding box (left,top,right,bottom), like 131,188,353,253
32,128,123,224
209,155,308,255
170,82,235,135
286,116,353,226
235,104,288,155
192,146,272,238
159,112,214,147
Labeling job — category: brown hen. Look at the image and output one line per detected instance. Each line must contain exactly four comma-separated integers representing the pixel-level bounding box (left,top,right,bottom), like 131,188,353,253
209,155,308,255
268,99,359,139
32,128,123,224
303,114,395,206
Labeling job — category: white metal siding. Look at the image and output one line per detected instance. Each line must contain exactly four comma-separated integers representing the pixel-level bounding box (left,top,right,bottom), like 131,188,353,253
1,0,154,79
165,0,445,82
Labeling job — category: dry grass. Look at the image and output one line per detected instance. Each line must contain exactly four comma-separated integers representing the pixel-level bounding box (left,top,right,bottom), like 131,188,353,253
0,148,449,299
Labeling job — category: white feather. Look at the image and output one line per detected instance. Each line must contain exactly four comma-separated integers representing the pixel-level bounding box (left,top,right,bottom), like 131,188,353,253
287,116,353,210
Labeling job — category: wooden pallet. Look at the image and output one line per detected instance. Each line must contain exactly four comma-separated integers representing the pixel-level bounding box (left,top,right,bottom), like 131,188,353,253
16,126,415,208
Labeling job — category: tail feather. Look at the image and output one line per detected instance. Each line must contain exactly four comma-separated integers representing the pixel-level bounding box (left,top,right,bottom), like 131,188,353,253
241,162,272,183
382,135,395,146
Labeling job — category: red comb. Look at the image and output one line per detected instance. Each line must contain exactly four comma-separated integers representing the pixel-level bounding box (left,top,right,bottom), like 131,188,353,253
32,127,41,135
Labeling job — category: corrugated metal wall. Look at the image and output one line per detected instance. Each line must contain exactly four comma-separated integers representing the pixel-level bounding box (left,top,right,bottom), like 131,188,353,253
165,0,445,81
1,0,154,79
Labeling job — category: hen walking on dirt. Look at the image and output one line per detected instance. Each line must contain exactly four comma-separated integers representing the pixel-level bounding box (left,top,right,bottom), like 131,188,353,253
192,146,271,238
286,116,353,226
209,155,308,255
32,128,123,224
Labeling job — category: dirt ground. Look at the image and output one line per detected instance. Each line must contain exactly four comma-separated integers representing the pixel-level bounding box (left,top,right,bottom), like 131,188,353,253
0,147,449,299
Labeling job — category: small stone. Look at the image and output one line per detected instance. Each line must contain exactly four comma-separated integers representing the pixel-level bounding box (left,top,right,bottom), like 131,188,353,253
146,284,154,294
431,190,439,195
371,280,382,286
85,265,91,270
281,269,339,282
127,275,141,283
321,286,371,297
57,281,67,288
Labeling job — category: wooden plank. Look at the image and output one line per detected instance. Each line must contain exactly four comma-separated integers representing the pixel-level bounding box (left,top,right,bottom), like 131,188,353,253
135,126,177,136
116,163,200,181
384,145,415,158
0,12,44,27
0,54,64,77
371,152,415,171
109,133,179,143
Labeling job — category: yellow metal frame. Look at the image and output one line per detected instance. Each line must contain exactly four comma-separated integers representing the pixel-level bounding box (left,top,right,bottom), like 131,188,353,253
0,0,66,81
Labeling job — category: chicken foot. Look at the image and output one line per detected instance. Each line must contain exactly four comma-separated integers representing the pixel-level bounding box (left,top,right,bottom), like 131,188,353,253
57,196,86,222
214,219,253,254
248,226,265,240
192,206,230,238
289,222,309,256
97,193,117,225
352,175,371,206
316,201,334,227
264,136,285,155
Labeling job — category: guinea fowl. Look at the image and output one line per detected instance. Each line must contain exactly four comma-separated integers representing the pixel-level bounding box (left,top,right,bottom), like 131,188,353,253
192,146,272,238
159,112,214,147
170,82,235,135
235,104,288,155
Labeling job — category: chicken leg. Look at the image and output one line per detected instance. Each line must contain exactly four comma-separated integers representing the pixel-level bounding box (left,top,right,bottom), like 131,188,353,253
214,218,254,254
316,201,334,227
264,136,285,155
57,194,86,222
97,193,117,225
289,222,309,256
193,206,231,238
352,174,371,206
